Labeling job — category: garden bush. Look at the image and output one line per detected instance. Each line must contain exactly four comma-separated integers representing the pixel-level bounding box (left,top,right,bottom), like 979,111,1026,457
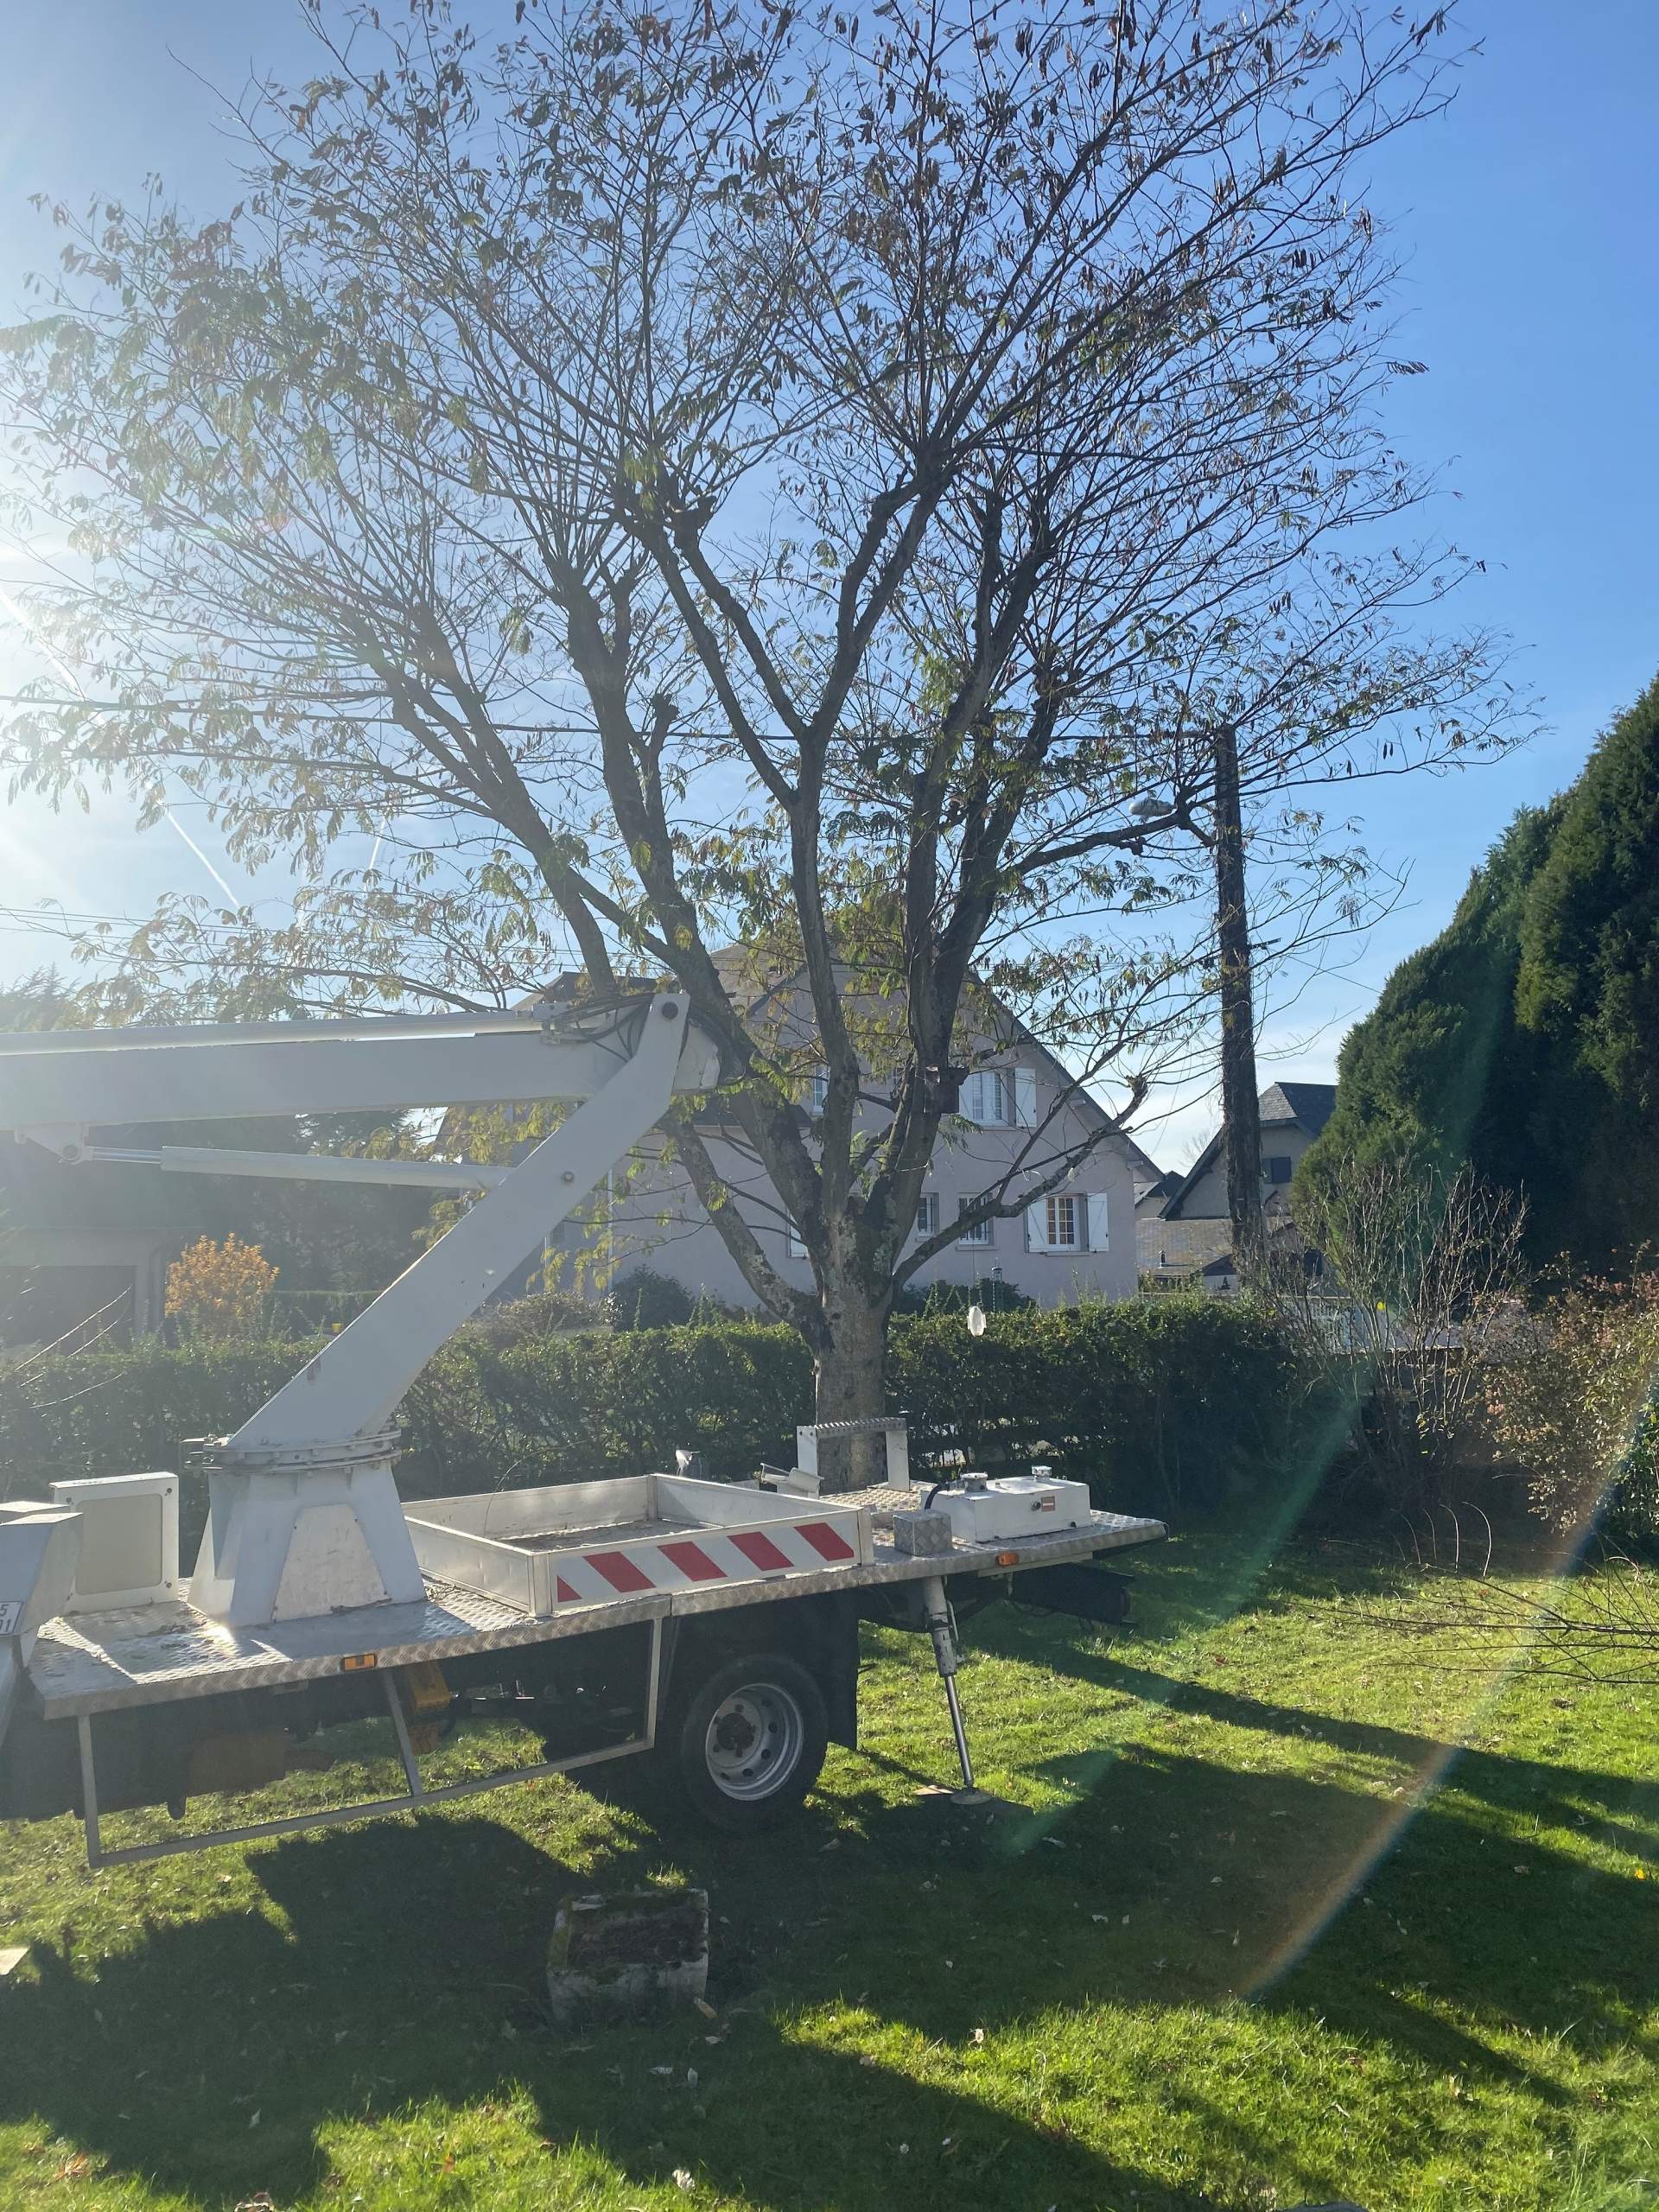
164,1233,279,1341
892,1294,1324,1514
601,1266,699,1331
463,1286,607,1347
0,1338,308,1541
402,1319,814,1496
1480,1272,1659,1548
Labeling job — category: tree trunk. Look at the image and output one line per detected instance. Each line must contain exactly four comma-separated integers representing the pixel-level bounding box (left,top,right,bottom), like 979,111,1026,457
1212,721,1268,1285
808,1281,890,1494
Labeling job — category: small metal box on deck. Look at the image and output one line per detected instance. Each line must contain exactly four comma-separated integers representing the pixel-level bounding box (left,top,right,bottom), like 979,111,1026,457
48,1472,180,1612
890,1510,954,1557
935,1473,1092,1546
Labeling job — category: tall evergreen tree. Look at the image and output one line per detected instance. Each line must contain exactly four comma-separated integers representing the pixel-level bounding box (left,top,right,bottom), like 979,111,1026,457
1515,676,1659,1111
1300,677,1659,1274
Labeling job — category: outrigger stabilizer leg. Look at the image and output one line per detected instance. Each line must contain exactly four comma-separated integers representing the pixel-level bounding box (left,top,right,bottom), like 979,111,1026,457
918,1574,992,1807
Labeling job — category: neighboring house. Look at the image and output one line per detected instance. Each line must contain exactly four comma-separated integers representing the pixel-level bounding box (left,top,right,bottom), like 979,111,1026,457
1135,1080,1337,1289
1133,1166,1181,1218
547,961,1146,1310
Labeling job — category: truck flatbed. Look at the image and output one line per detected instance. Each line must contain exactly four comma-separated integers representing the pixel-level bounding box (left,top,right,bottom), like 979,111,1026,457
26,1505,1166,1721
0,997,1172,1862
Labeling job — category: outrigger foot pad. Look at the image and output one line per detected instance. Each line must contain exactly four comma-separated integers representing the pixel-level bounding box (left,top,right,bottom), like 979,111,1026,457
915,1783,1023,1818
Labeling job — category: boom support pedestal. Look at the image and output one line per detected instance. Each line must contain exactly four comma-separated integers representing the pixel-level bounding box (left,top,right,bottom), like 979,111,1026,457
172,996,702,1629
188,1433,423,1627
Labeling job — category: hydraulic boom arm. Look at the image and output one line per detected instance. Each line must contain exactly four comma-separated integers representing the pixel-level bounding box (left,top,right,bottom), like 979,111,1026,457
0,993,721,1624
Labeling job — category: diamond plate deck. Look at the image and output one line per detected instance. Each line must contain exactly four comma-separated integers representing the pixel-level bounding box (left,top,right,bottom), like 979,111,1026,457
25,1510,1164,1719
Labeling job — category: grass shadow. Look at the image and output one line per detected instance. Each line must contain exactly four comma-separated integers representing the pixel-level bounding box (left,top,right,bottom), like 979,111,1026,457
0,1808,1213,2211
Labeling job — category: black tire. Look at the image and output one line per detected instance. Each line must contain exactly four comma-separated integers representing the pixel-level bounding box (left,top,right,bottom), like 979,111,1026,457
671,1650,829,1834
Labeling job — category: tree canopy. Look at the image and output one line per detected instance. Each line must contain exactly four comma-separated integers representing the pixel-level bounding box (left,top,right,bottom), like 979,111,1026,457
0,0,1519,1458
1301,674,1659,1274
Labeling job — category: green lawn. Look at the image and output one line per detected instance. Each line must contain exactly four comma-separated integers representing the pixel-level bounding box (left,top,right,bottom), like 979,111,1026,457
1,1533,1655,2212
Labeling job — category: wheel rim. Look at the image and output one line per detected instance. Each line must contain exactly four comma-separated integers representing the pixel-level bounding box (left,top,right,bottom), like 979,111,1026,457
702,1681,805,1802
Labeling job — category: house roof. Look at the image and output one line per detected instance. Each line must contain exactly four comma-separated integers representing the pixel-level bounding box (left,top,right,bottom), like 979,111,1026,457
1119,1134,1166,1191
1135,1213,1232,1273
1136,1208,1310,1280
1259,1081,1337,1138
1134,1166,1182,1211
1159,1078,1337,1220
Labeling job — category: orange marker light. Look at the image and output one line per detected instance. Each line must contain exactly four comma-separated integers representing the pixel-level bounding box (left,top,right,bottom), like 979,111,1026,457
340,1652,378,1672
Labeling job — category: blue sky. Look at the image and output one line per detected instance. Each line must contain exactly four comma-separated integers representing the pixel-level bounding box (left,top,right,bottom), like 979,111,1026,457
1,2,1655,1163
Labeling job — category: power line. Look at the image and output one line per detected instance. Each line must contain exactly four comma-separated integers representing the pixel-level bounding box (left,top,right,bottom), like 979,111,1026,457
0,692,1149,747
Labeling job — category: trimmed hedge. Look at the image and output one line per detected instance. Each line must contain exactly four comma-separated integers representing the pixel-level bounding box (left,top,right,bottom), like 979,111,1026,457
892,1298,1315,1512
0,1340,302,1512
0,1296,1315,1541
401,1321,813,1497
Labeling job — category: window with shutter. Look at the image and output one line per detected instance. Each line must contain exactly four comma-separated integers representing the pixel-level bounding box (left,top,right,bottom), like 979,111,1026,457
915,1192,941,1236
957,1206,995,1247
785,1218,809,1257
964,1069,1026,1125
1047,1194,1081,1249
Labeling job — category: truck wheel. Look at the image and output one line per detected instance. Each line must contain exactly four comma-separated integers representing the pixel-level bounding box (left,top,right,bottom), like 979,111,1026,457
672,1652,828,1833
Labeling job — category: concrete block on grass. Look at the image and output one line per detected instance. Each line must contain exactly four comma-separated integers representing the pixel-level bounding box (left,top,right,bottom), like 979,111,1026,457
546,1888,709,2026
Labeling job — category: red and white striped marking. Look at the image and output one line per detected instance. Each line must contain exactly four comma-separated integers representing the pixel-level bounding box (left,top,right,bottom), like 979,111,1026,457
549,1518,860,1605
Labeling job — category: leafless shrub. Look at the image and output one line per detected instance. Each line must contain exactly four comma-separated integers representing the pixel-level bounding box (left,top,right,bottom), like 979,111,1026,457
1276,1152,1529,1514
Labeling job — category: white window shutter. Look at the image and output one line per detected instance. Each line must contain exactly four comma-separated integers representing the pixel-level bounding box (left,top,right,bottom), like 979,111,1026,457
1025,1200,1051,1252
1014,1067,1037,1128
1087,1192,1111,1253
786,1220,809,1257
